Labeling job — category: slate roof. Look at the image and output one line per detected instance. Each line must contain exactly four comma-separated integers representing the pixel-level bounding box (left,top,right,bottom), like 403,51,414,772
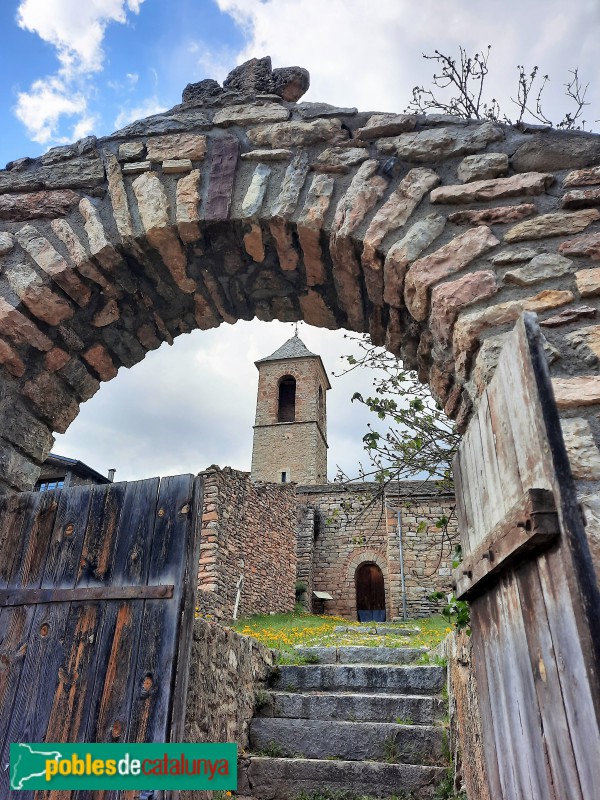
256,334,317,363
255,334,331,388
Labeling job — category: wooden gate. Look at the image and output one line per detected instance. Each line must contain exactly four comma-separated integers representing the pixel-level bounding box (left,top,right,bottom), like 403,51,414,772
0,473,203,799
453,313,600,800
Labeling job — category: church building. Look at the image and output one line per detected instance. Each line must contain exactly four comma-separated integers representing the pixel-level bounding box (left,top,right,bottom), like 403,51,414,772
196,333,459,623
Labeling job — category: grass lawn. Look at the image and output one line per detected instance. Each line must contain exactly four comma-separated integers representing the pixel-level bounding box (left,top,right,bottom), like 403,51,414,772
230,612,452,660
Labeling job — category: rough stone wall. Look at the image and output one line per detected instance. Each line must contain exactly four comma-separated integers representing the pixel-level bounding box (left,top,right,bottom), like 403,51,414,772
0,62,598,581
196,466,297,621
296,502,316,609
183,618,273,800
300,482,459,620
251,356,328,484
445,630,491,800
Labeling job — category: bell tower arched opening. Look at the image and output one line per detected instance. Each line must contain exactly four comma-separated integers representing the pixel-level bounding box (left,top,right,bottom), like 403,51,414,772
277,375,296,422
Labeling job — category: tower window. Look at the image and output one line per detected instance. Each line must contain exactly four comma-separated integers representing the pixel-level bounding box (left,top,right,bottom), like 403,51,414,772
281,472,287,483
278,376,296,422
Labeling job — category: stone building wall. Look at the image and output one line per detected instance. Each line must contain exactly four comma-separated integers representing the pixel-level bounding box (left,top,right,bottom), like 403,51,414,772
296,502,316,609
196,466,297,621
299,482,459,620
251,356,329,485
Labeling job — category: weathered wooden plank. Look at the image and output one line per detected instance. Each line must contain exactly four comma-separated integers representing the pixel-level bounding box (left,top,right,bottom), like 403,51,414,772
50,483,127,751
516,558,584,800
0,485,93,799
451,450,472,555
468,599,503,798
537,547,600,799
519,313,600,721
0,492,33,587
454,489,559,600
127,474,195,744
459,426,486,552
496,325,552,493
486,367,524,513
497,572,553,798
474,391,507,533
170,475,204,743
82,478,160,747
471,593,520,799
0,584,174,606
205,137,239,221
0,491,60,781
77,481,128,587
1,487,90,800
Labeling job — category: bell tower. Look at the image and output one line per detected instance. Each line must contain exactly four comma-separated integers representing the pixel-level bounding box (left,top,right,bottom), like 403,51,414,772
250,334,330,485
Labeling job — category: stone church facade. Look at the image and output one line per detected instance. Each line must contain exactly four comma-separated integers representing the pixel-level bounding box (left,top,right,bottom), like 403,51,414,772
196,333,459,622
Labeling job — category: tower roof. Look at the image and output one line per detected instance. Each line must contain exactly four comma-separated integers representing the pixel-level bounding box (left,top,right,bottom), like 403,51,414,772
256,334,317,363
255,334,331,388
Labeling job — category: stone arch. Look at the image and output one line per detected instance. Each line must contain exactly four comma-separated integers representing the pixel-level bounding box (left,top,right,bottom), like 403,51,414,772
343,548,389,620
0,58,599,499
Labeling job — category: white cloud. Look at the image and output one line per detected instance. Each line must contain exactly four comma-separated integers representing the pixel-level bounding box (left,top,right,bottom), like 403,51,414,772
14,0,146,146
16,0,145,76
14,76,87,144
215,0,600,127
71,114,99,141
113,96,166,130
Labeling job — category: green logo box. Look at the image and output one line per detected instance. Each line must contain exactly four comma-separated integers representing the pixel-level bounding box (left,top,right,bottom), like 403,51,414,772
10,742,237,791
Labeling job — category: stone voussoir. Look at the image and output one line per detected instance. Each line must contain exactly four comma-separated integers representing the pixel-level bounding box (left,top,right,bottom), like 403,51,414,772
0,189,81,221
248,118,347,148
146,132,208,162
448,204,536,227
504,208,600,242
430,172,555,205
457,152,508,183
377,121,503,162
404,225,499,322
575,267,600,297
213,102,290,127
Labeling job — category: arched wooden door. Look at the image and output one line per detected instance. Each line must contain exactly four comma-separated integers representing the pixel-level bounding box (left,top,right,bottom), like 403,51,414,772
355,562,386,622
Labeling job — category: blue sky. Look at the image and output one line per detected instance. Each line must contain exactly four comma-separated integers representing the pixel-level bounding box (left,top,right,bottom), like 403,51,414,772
0,0,599,482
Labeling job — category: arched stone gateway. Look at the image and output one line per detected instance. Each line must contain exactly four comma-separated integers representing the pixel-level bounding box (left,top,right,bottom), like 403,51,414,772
0,56,599,514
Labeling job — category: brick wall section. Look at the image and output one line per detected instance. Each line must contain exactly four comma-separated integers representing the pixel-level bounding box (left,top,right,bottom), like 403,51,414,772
196,466,297,621
299,482,460,620
251,356,328,485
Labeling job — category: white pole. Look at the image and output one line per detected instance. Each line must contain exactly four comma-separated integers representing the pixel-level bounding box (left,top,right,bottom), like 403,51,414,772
233,573,244,621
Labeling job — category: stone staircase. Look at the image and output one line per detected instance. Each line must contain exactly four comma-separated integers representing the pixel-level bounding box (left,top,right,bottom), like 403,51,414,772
239,645,448,800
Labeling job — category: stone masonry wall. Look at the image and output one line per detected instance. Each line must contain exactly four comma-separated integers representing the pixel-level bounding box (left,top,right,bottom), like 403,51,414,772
296,502,316,609
0,57,598,584
183,618,273,800
251,355,328,484
196,466,297,621
300,482,459,620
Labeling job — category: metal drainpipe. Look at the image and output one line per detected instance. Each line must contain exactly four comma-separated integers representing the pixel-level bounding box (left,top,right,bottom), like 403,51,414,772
386,502,407,621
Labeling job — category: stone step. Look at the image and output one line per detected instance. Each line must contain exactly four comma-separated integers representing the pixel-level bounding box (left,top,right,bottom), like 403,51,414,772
260,691,446,725
334,624,421,636
272,664,446,695
294,645,426,664
239,757,445,800
250,718,445,765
